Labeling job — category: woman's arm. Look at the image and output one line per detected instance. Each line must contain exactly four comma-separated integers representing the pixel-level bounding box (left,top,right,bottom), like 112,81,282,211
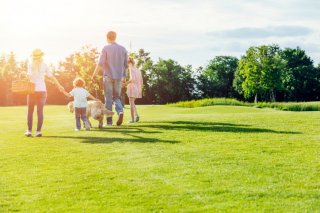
49,76,64,91
61,89,72,98
125,68,133,85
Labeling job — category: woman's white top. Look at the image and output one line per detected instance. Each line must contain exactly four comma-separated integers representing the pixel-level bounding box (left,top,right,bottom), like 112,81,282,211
27,63,53,92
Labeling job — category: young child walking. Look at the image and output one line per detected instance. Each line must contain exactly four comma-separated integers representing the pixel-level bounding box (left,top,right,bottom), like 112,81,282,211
126,58,143,123
61,77,100,131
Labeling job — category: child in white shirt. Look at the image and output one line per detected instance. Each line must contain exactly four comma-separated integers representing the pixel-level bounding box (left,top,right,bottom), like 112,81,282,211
61,77,100,131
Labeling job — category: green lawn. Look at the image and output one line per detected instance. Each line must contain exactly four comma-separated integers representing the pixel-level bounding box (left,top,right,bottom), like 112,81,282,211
0,105,319,212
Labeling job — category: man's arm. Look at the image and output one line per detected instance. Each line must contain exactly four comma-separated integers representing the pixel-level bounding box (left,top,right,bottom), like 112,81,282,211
91,64,102,80
92,48,106,80
122,51,128,84
124,51,128,70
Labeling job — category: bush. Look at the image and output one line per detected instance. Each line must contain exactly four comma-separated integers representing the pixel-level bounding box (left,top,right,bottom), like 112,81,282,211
169,98,320,111
168,98,250,108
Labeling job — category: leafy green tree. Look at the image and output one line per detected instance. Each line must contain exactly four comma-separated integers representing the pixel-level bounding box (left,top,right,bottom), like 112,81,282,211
236,45,284,102
198,56,238,98
232,66,246,100
149,59,195,104
2,52,18,105
280,47,320,101
130,49,154,104
74,46,101,99
58,46,102,99
0,55,7,105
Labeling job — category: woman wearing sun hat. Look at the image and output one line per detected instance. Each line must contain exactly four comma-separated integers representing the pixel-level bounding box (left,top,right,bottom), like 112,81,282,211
25,49,64,137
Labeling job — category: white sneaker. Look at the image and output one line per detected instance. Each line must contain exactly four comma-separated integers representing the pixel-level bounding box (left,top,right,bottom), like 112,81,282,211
75,128,80,131
24,130,32,137
128,120,135,123
35,131,42,137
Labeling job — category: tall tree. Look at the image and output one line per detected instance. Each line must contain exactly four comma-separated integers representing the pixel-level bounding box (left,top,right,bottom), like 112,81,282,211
130,49,154,104
2,52,18,105
236,45,284,102
280,47,319,101
57,46,102,100
0,55,7,105
232,66,246,100
198,56,238,98
149,59,195,104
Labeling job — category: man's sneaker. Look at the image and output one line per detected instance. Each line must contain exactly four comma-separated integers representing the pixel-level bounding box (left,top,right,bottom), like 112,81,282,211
24,130,32,137
75,128,80,131
128,120,135,124
35,131,42,137
84,121,91,131
135,115,140,122
117,112,124,126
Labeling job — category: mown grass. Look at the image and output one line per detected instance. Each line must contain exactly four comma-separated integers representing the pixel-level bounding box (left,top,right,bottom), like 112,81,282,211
169,98,320,111
0,105,320,212
255,101,320,111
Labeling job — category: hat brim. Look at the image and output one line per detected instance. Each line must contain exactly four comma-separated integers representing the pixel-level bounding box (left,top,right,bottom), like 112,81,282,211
32,54,44,58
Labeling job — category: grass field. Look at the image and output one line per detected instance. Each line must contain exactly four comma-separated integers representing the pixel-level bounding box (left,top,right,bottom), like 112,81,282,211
1,105,320,212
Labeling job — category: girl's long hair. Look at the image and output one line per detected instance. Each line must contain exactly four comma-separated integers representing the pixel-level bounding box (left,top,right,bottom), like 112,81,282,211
32,57,43,73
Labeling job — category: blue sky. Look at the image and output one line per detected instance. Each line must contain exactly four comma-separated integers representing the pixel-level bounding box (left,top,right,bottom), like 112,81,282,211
1,0,320,67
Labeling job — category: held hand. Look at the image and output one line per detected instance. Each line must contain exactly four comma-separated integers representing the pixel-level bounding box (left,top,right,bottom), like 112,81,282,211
58,86,65,92
125,80,131,86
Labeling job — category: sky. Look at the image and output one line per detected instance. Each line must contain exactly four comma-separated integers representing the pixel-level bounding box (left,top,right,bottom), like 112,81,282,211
1,0,320,68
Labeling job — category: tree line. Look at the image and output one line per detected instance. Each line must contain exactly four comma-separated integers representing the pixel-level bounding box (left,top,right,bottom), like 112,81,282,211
1,44,320,106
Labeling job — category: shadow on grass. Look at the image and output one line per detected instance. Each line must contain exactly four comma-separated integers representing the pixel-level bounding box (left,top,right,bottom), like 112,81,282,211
136,121,301,134
44,121,300,144
43,135,178,144
90,127,161,134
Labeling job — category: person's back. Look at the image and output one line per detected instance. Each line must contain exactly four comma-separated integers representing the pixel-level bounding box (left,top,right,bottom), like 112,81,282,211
70,87,90,108
101,43,127,79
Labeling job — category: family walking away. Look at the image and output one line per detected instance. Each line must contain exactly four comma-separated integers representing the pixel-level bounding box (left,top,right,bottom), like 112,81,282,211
24,31,143,137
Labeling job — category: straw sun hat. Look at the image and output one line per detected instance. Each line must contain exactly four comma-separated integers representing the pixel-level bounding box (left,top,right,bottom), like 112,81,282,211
32,49,44,58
